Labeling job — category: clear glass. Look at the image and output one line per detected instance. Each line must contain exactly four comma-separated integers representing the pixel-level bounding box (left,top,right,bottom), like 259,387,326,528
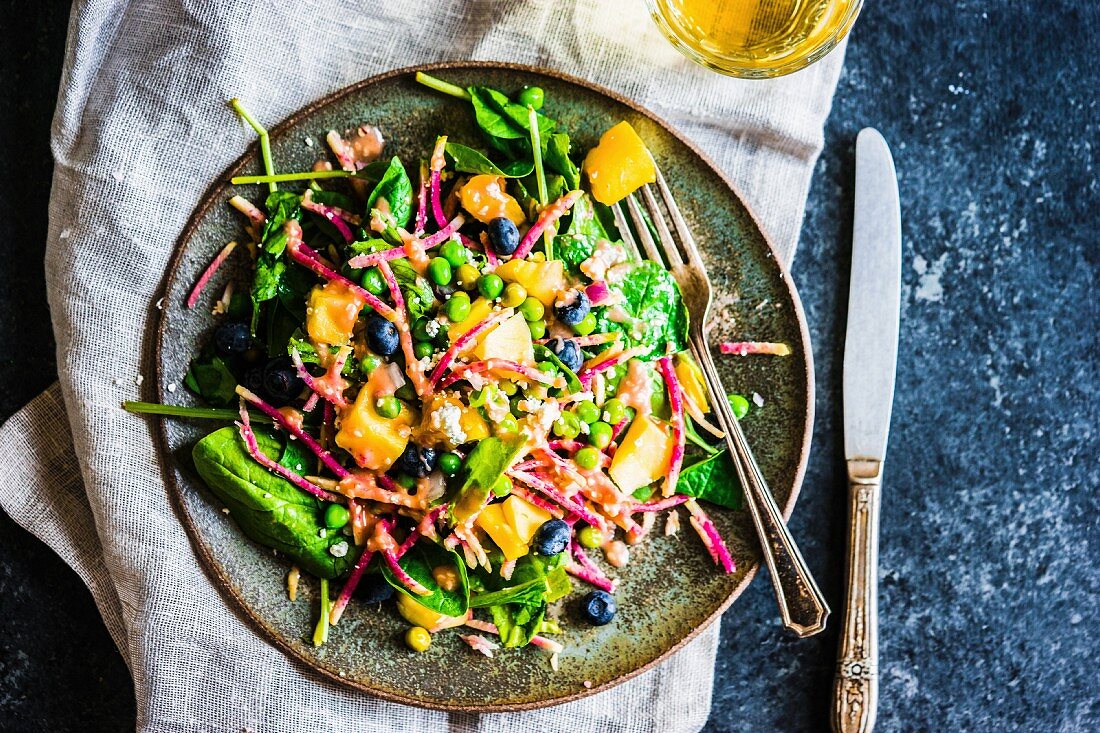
646,0,864,79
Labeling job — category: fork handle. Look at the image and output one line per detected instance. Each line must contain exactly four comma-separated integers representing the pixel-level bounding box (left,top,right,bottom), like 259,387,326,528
831,459,881,733
691,338,830,637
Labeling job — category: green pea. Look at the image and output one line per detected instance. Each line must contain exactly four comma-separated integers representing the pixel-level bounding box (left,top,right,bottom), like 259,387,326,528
491,475,513,498
414,340,434,359
360,267,387,296
412,317,433,342
438,452,462,476
324,503,350,529
427,256,453,286
577,525,604,549
602,398,626,425
517,86,545,110
498,415,520,435
395,383,416,401
360,354,382,374
537,360,558,376
375,395,401,419
501,282,527,308
572,312,597,336
588,421,613,449
396,473,417,490
440,240,468,268
728,393,750,420
575,447,600,470
527,319,547,339
444,292,472,322
477,273,505,300
518,296,545,322
456,263,480,290
553,411,581,439
574,400,600,424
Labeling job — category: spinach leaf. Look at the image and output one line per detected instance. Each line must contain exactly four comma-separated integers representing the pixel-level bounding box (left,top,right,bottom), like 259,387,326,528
264,298,302,359
678,451,743,510
554,234,596,272
310,188,357,214
184,355,238,406
191,426,359,579
544,133,580,189
390,258,435,322
684,416,721,455
533,344,582,393
567,193,613,241
470,553,571,608
594,260,688,359
445,142,533,178
251,256,285,304
347,238,392,257
467,86,556,159
450,437,526,525
381,540,470,617
490,601,546,648
259,191,301,256
366,156,413,229
275,261,315,318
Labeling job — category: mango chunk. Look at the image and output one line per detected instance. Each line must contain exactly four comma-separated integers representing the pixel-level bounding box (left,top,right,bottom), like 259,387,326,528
414,394,489,449
475,502,529,560
306,281,366,345
608,415,674,494
459,175,525,225
582,121,656,206
494,259,566,307
447,297,494,343
503,495,552,544
335,369,414,470
473,312,535,366
675,354,711,413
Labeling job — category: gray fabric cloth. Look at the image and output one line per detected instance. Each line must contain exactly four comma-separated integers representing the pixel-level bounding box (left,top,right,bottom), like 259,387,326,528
0,0,845,730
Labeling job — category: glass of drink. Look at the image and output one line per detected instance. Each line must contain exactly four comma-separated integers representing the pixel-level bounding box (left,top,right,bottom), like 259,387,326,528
645,0,863,78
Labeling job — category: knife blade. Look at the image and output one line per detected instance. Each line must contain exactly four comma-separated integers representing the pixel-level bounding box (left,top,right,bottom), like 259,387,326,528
843,127,901,462
831,127,901,733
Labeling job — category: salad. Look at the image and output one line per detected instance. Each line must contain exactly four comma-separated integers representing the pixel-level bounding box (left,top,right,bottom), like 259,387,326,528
136,73,791,664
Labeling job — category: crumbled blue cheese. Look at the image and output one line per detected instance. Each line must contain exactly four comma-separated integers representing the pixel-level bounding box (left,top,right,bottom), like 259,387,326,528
329,541,349,558
430,401,467,445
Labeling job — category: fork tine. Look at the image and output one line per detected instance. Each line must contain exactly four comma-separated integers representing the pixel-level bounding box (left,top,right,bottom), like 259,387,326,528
612,203,642,260
639,184,685,269
653,163,705,270
624,194,665,265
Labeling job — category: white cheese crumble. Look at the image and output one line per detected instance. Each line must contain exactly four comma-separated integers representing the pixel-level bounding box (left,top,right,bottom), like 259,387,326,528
329,541,349,557
430,402,467,445
752,392,764,407
135,374,144,386
167,383,176,393
318,528,328,538
424,319,441,338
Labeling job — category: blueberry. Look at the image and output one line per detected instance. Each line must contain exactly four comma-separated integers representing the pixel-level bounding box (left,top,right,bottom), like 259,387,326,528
579,590,617,626
261,356,304,405
488,217,520,256
356,573,394,604
366,314,400,356
554,289,591,326
398,443,437,478
533,518,570,555
547,338,582,373
242,365,265,395
213,321,251,357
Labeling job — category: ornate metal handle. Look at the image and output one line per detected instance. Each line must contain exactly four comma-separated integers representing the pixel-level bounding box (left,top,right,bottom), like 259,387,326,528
831,458,882,733
690,336,830,637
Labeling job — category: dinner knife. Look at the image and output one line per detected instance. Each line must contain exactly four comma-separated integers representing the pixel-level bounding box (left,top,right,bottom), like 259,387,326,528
830,128,901,733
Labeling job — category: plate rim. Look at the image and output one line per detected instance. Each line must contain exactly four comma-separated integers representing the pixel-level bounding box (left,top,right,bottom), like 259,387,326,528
152,59,816,712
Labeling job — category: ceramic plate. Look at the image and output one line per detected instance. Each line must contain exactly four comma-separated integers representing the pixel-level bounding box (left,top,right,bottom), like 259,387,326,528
153,61,813,711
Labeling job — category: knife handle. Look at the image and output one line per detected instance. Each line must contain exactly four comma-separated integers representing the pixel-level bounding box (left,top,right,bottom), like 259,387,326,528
831,458,882,733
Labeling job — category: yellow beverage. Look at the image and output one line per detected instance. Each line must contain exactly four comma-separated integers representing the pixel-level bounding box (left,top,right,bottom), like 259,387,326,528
647,0,863,78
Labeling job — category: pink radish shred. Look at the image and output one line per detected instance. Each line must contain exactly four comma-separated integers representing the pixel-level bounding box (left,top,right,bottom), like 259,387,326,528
283,221,395,320
513,190,583,259
235,385,349,479
329,517,393,624
186,240,237,309
428,310,511,386
439,359,563,390
415,164,429,236
633,494,689,513
569,540,617,592
656,356,686,497
377,259,430,397
383,550,432,596
719,341,792,356
235,401,341,503
228,195,265,225
685,499,735,573
429,136,448,227
300,189,355,243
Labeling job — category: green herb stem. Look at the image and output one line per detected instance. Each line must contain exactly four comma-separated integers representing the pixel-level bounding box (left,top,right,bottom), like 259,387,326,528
415,72,472,101
230,170,351,185
528,105,553,260
313,578,330,646
230,98,277,194
122,401,273,424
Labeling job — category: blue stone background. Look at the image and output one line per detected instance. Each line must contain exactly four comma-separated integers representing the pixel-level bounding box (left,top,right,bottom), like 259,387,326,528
0,0,1096,730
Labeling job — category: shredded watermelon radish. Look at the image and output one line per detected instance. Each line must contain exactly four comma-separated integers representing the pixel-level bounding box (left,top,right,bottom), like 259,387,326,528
415,163,429,236
302,392,320,413
510,484,563,518
500,559,517,580
429,136,448,227
300,190,355,243
577,346,646,388
235,385,349,479
510,470,608,531
228,195,265,225
463,619,562,654
633,494,689,512
460,634,499,658
377,259,430,396
235,401,341,503
325,130,358,171
719,341,792,356
283,221,395,319
329,517,393,625
428,309,511,386
656,356,686,497
480,231,500,267
439,359,564,390
394,505,446,559
290,347,350,409
685,499,734,573
420,214,466,248
186,240,237,309
584,280,614,307
532,447,588,487
513,189,583,259
681,388,724,439
609,418,630,443
568,540,617,592
383,550,432,596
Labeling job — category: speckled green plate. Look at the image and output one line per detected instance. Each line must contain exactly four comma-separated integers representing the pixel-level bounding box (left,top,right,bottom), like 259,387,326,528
154,61,814,711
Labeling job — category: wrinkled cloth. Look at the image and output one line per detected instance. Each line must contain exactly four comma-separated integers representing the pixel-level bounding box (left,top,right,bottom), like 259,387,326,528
0,1,845,730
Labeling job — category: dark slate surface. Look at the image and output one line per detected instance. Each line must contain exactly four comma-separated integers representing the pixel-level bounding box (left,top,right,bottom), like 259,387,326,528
0,0,1096,731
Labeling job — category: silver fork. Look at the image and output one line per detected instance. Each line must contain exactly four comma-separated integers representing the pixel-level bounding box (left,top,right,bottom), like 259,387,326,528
613,165,830,637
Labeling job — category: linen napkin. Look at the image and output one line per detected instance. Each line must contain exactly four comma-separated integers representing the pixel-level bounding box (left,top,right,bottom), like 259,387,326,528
0,0,845,730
